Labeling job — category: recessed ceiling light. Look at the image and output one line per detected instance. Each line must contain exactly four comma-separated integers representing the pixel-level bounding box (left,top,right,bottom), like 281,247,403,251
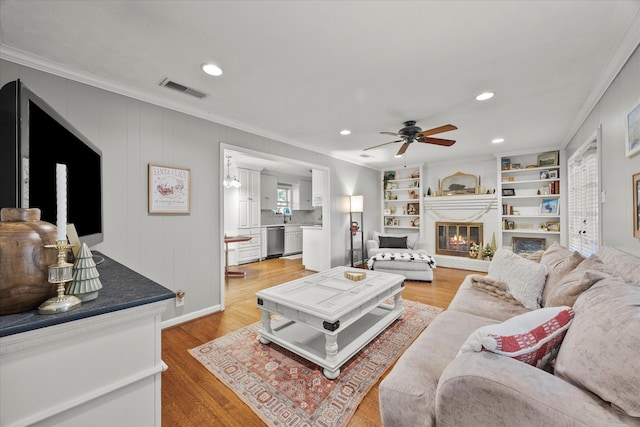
201,63,223,76
492,138,505,144
340,129,351,135
476,92,494,101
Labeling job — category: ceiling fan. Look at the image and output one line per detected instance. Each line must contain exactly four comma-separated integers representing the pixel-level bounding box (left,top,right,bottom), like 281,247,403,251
364,121,457,157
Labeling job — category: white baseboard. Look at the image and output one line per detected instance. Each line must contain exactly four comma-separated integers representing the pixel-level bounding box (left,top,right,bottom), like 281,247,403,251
161,304,222,329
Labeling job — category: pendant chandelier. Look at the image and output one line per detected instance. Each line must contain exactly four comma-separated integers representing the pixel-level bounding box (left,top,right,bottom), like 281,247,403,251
223,155,241,188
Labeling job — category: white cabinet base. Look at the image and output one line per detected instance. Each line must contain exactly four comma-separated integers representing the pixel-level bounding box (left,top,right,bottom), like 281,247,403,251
0,302,165,427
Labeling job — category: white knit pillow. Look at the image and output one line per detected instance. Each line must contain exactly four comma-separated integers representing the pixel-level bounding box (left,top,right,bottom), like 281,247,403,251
488,249,548,310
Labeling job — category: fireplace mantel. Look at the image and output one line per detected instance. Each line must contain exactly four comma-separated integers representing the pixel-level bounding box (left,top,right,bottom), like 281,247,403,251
423,194,497,211
422,194,497,272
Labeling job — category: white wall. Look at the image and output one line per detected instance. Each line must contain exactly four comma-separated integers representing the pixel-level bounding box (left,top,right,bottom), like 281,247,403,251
424,157,497,197
0,59,380,323
565,44,640,257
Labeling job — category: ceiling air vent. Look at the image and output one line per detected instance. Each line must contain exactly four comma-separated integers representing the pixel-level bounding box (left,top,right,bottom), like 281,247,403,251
159,78,207,99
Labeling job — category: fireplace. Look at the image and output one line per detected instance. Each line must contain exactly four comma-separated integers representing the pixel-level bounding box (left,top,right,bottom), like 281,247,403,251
436,222,483,257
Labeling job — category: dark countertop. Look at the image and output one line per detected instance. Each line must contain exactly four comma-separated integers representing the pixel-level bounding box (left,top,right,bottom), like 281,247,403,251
0,252,175,338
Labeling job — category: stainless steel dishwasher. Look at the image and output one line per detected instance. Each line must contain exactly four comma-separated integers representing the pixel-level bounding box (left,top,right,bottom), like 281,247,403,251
266,226,285,259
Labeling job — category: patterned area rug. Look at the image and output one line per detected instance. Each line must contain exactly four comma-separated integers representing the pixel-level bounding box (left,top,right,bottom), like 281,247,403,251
189,300,442,427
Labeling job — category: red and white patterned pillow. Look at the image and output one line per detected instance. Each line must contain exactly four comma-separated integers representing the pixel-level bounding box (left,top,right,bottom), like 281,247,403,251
458,306,574,368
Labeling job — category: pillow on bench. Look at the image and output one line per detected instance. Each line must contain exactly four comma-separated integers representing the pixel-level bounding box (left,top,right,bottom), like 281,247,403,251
378,236,408,249
373,231,418,249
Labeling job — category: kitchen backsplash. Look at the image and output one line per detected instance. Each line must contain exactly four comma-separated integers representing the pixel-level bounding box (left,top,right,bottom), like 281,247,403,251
261,207,322,225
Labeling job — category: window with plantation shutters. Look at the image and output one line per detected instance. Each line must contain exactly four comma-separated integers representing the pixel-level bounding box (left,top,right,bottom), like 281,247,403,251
567,131,601,256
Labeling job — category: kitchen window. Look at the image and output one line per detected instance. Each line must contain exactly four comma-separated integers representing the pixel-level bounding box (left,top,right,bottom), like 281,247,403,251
276,185,291,212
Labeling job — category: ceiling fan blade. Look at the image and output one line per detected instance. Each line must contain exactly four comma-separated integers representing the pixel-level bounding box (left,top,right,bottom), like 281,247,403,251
380,131,401,137
363,139,403,151
417,137,456,147
396,142,410,156
418,124,458,138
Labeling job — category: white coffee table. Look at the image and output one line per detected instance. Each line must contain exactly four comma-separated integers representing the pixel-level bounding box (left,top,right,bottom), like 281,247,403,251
256,266,405,379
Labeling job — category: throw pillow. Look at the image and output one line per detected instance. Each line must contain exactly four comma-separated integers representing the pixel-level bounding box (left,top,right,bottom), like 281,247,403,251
487,249,548,310
378,236,408,249
540,242,585,306
458,306,574,369
595,246,640,285
555,279,640,417
373,231,418,249
544,255,614,307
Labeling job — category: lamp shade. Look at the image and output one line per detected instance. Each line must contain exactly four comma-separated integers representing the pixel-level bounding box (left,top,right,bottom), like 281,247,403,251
350,195,364,213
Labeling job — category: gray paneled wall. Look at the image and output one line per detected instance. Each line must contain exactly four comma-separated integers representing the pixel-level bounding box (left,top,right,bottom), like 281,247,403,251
0,59,382,324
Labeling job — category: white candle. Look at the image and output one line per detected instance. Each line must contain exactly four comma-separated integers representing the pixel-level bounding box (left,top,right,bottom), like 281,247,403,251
56,163,67,241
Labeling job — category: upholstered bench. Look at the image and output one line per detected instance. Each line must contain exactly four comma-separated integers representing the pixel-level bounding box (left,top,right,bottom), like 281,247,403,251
366,232,435,282
367,251,435,282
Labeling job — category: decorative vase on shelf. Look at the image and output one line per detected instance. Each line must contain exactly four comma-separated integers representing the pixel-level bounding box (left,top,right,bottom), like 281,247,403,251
0,208,58,315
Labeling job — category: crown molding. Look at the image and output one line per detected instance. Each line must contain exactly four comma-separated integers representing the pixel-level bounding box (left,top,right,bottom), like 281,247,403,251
0,45,374,169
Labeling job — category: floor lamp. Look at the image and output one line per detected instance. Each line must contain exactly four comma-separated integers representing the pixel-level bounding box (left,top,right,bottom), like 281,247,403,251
350,195,364,268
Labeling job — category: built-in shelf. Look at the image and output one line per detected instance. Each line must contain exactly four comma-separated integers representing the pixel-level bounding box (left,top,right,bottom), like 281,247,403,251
502,229,561,235
498,150,564,251
382,167,424,232
502,194,559,200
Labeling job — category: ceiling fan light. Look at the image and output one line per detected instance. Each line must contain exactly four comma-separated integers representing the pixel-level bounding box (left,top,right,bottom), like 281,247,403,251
476,92,494,101
202,63,223,76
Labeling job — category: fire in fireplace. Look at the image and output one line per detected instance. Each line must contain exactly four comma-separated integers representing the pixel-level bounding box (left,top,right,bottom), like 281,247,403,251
436,222,483,257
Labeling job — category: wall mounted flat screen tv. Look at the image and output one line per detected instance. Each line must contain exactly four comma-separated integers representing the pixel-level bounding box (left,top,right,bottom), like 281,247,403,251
0,80,103,247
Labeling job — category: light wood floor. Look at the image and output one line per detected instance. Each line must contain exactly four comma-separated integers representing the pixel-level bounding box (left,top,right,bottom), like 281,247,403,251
161,259,479,426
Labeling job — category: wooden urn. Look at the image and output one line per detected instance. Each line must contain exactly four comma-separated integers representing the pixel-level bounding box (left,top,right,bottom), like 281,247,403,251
0,208,58,315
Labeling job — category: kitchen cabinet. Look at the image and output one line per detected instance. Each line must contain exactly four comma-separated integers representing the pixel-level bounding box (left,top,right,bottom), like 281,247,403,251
284,225,302,255
293,179,313,210
238,168,260,227
302,226,326,271
261,227,267,259
312,169,324,207
261,174,278,210
237,227,261,264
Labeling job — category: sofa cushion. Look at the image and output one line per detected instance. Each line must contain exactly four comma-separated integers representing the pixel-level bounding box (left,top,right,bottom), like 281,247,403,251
379,310,498,426
540,242,585,305
378,235,407,249
596,246,640,285
448,275,530,322
488,249,548,310
458,306,574,369
544,255,614,307
555,278,640,417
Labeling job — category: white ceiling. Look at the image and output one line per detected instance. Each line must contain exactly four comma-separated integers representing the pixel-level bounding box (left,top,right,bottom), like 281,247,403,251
1,0,639,171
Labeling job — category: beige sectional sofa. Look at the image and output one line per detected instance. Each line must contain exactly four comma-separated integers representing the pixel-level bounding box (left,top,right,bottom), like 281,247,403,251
379,244,640,426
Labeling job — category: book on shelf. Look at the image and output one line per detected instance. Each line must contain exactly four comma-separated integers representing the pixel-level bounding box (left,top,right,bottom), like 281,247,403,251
502,204,514,215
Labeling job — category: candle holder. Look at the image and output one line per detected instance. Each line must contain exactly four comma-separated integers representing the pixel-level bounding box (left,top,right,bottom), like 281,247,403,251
38,240,81,314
